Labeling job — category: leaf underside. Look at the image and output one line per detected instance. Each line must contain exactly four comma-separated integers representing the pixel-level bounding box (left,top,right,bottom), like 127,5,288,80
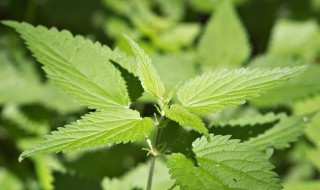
19,108,154,162
3,21,130,110
177,66,306,114
167,135,282,190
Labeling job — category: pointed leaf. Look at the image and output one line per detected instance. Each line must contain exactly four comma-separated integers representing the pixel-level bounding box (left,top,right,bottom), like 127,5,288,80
249,55,320,106
177,66,307,114
165,104,208,136
3,21,130,110
123,35,165,98
19,108,154,161
197,0,250,69
248,114,313,150
167,135,282,190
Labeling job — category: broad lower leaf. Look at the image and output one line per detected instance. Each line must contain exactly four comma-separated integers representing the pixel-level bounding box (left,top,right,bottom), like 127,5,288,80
33,156,54,190
197,0,250,69
123,35,165,98
248,114,312,150
18,108,154,162
165,104,208,136
3,21,130,110
167,135,281,190
177,66,306,114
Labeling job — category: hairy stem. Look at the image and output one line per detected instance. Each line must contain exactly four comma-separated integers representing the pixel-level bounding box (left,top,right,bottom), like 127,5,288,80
146,127,162,190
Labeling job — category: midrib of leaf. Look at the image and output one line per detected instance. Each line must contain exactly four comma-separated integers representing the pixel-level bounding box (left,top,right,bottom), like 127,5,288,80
184,69,290,105
4,21,130,110
198,157,272,185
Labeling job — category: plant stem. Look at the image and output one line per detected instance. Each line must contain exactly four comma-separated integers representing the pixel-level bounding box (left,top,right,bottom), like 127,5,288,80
146,127,162,190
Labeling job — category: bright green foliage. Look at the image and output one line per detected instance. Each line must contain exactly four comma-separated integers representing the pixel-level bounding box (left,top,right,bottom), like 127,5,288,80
123,35,165,99
3,21,130,110
102,160,175,190
33,156,54,190
18,108,154,162
197,0,250,69
167,135,282,190
177,67,306,114
165,104,208,136
250,55,320,106
268,19,320,60
248,114,311,150
217,112,285,127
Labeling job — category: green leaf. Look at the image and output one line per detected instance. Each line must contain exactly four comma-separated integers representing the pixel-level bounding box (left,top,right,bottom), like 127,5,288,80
177,66,307,114
110,60,144,102
18,108,154,162
123,35,165,98
102,159,175,190
33,156,54,190
197,0,250,69
249,55,320,106
294,94,320,147
167,135,281,190
248,114,312,150
268,19,320,60
217,112,286,127
165,104,208,136
3,21,130,110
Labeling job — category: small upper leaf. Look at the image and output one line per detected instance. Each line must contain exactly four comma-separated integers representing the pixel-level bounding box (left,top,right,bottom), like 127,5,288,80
3,21,130,110
123,34,165,98
165,104,208,136
177,66,307,114
167,135,282,190
18,108,154,162
197,0,250,69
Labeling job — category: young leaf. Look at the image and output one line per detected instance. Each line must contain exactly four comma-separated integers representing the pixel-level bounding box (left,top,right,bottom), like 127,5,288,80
197,0,250,69
177,66,307,114
165,104,208,136
167,135,281,190
3,21,130,110
18,108,154,162
248,114,312,150
110,60,144,102
123,35,165,98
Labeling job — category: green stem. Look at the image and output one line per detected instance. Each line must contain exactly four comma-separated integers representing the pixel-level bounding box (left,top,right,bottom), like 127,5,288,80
146,127,162,190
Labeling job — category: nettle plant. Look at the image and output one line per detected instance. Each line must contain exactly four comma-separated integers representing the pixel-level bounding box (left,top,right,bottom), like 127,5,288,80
3,20,309,190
